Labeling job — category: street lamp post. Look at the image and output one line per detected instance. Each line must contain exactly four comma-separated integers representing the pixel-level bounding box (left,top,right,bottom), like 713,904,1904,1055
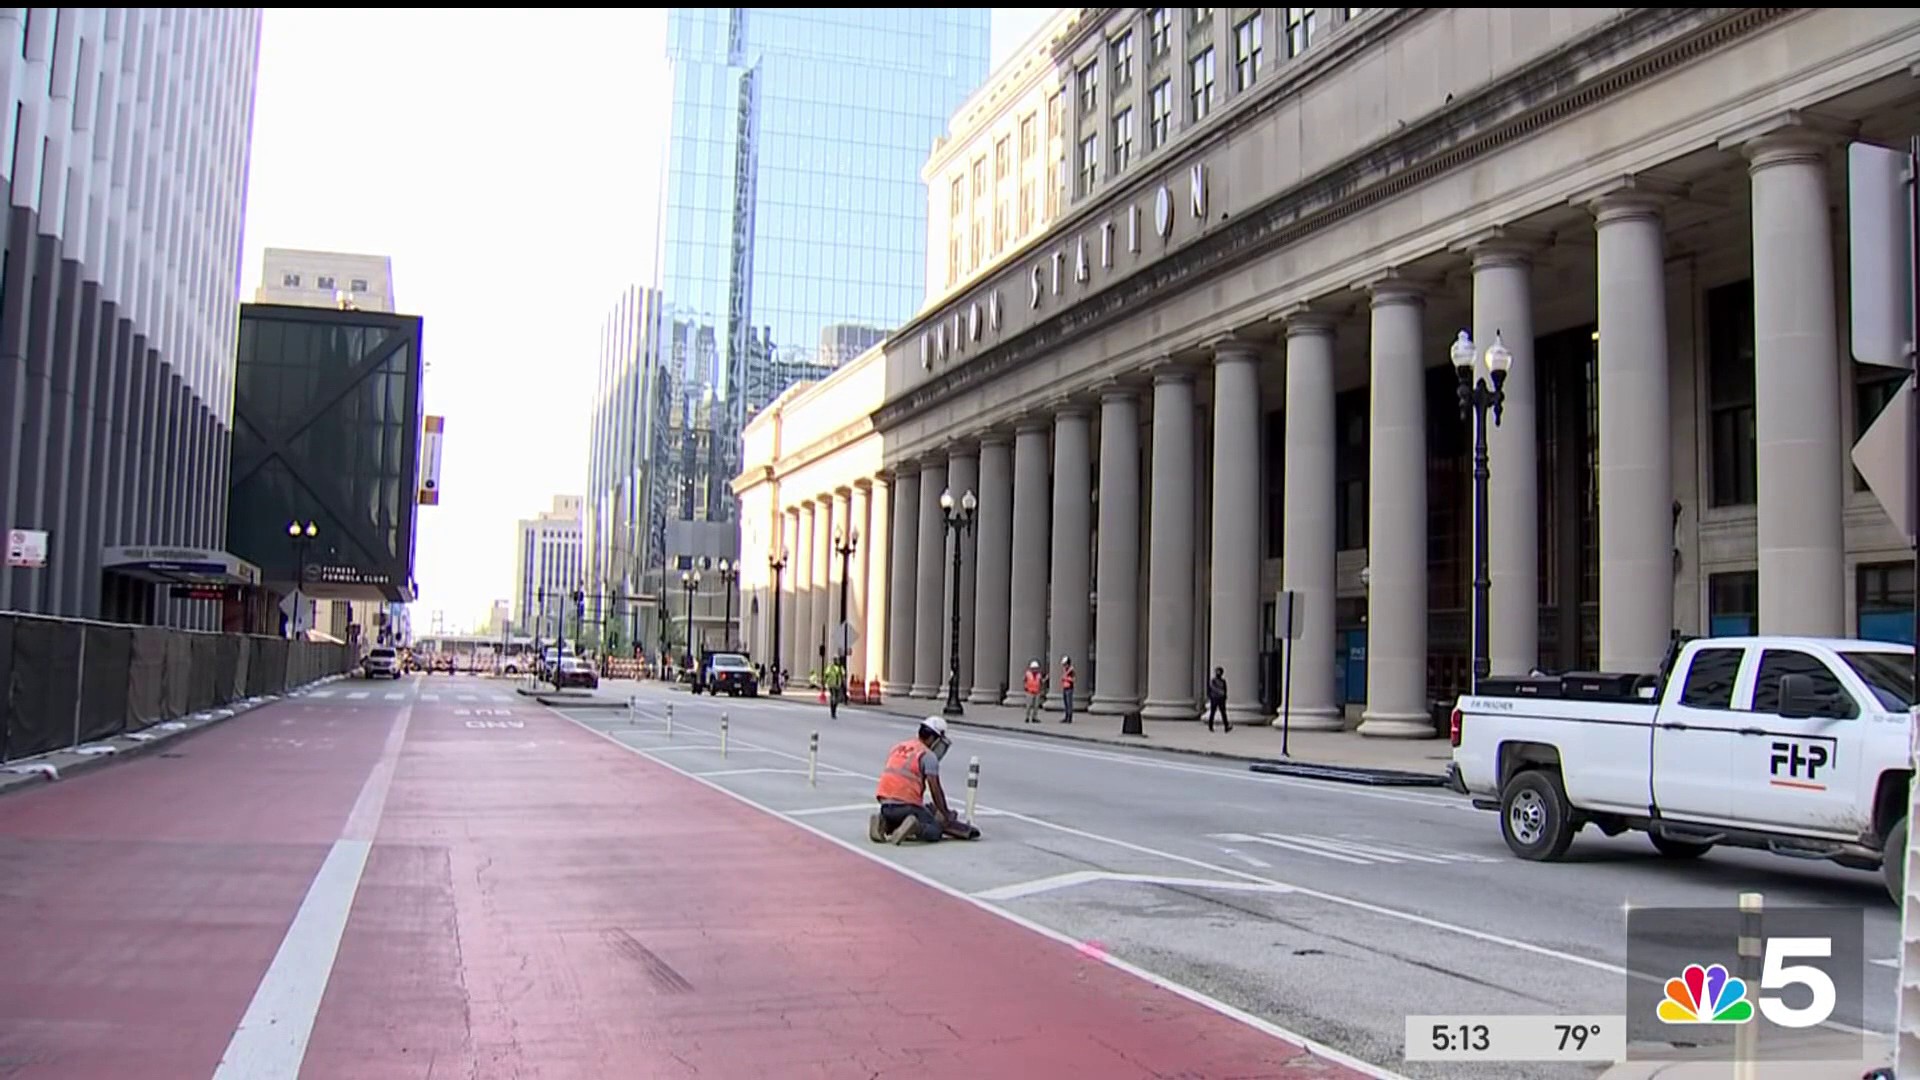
833,528,859,667
768,549,787,694
681,569,701,661
572,588,585,654
285,520,317,636
938,487,977,717
707,558,738,650
1453,329,1513,694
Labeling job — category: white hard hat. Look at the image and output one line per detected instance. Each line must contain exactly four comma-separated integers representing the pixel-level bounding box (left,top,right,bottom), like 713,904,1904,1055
1028,659,1040,668
1061,656,1070,663
921,715,949,737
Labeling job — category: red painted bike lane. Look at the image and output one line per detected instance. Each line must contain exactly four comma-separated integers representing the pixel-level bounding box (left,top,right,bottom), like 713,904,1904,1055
0,688,402,1080
303,696,1374,1079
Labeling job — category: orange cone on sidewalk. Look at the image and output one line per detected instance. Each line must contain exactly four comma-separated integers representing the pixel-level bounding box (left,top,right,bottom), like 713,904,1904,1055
818,686,827,704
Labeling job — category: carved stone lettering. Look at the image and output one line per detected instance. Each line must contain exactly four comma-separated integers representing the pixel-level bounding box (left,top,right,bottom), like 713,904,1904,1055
1191,162,1208,219
1101,220,1114,267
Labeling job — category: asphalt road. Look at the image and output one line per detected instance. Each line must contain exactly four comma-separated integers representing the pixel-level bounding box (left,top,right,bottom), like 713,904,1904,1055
559,684,1901,1080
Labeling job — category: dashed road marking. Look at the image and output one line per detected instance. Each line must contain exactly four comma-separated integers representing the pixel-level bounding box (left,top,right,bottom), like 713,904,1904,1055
1209,832,1498,867
345,691,369,701
975,870,1296,903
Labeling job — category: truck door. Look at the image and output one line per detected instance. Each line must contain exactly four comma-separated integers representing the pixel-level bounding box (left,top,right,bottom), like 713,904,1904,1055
1735,648,1862,838
1650,646,1748,825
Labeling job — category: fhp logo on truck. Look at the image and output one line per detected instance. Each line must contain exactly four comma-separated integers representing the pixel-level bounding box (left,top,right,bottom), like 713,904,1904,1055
1769,740,1831,786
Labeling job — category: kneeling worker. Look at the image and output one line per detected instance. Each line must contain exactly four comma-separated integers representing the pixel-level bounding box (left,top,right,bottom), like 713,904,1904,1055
869,716,972,844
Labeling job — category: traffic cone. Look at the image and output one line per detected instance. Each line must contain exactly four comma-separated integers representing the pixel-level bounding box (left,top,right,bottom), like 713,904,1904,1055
868,678,882,705
818,685,827,704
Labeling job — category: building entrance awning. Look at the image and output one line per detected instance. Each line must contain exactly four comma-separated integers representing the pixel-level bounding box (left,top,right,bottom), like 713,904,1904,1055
101,545,263,587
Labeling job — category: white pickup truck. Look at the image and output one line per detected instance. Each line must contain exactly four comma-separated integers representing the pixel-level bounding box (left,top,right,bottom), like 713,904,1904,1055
1448,635,1916,901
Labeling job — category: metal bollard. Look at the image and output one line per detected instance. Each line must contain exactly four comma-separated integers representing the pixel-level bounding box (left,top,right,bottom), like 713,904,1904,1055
666,703,673,738
720,713,729,757
1734,891,1763,1080
627,696,637,725
965,756,980,825
808,731,819,787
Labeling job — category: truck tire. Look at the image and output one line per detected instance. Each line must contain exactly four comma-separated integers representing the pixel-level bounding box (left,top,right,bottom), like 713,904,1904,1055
1884,816,1908,905
1650,835,1713,859
1500,769,1576,861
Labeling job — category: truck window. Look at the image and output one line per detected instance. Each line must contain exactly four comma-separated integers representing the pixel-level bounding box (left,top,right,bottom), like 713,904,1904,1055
1678,647,1743,708
1751,650,1856,719
1839,651,1916,711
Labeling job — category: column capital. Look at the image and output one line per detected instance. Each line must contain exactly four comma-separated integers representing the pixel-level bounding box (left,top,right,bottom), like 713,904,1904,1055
975,426,1014,448
890,458,922,478
853,476,874,492
1569,175,1685,222
1352,268,1434,306
1717,109,1854,167
943,437,980,462
1274,304,1339,337
1095,376,1145,404
1451,225,1548,269
1144,356,1200,384
1202,331,1266,363
1050,397,1094,421
833,485,855,500
1011,409,1053,435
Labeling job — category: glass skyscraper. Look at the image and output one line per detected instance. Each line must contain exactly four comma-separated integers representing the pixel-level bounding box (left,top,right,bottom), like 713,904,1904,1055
588,7,989,654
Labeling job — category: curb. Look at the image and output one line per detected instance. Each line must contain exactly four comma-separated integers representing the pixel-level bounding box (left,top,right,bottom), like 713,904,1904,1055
742,694,1452,783
0,672,354,799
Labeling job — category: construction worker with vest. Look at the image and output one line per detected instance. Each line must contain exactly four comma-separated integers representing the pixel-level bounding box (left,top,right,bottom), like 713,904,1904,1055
1059,655,1077,724
823,659,846,718
1021,659,1046,724
869,716,971,844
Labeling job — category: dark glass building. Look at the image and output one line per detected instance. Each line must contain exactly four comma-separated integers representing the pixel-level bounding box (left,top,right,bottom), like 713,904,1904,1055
585,7,990,654
226,303,424,624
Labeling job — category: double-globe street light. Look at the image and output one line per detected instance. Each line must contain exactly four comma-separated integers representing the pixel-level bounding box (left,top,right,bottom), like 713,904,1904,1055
767,548,788,694
834,527,859,667
286,520,317,636
939,487,977,717
1452,328,1513,694
703,557,738,650
680,568,701,661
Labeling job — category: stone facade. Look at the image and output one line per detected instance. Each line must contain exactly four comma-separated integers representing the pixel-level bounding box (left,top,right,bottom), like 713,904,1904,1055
737,8,1920,731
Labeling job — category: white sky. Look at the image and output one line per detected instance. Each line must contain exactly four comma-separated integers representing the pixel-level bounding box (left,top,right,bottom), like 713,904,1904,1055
239,8,1057,633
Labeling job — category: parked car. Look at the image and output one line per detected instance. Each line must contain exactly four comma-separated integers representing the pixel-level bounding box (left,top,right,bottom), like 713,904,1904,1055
554,656,599,690
1450,633,1916,901
362,646,401,680
701,652,759,697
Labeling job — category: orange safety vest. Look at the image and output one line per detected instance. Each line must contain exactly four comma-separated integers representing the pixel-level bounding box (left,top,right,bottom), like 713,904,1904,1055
875,738,927,804
1061,666,1075,690
1023,669,1042,695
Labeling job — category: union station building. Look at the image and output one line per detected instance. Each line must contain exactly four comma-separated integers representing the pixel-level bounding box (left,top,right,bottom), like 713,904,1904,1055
733,7,1920,736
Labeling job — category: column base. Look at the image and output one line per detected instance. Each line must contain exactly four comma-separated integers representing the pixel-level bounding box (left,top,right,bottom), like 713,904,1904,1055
1224,702,1269,724
1140,698,1198,722
1356,714,1438,740
908,682,938,698
1087,694,1139,715
1268,708,1342,732
881,681,912,698
967,685,1002,704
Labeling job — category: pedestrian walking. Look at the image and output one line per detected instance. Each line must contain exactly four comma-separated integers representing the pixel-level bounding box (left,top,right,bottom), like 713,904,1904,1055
824,658,846,719
1022,659,1046,723
1206,665,1232,732
1059,656,1076,724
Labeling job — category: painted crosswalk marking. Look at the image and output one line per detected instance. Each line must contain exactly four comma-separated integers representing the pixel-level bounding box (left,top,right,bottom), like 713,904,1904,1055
308,690,334,699
346,691,369,700
383,692,405,701
1209,832,1498,867
421,693,439,702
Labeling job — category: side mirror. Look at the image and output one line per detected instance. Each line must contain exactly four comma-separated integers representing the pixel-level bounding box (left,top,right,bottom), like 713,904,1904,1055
1776,673,1817,720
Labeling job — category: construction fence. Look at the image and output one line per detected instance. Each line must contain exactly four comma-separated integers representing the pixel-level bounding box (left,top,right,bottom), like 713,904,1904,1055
0,613,355,764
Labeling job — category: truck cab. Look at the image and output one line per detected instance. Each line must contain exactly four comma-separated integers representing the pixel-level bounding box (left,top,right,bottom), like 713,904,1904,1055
1449,635,1915,900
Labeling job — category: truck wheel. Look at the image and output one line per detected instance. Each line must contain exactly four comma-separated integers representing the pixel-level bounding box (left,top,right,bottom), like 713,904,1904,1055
1884,817,1908,905
1500,769,1576,861
1650,835,1713,859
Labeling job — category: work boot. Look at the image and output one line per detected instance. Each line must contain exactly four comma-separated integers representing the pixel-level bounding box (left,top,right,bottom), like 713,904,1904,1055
887,815,919,845
868,813,886,844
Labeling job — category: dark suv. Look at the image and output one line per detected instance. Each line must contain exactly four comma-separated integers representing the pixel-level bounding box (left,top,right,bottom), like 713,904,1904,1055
702,652,759,697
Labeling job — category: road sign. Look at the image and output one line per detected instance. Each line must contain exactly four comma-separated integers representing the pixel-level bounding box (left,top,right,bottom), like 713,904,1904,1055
1849,142,1916,370
1853,376,1915,545
837,619,859,651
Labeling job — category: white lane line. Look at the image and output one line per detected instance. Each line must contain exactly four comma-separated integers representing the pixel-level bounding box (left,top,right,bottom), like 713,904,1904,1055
421,693,439,702
696,768,813,778
383,692,405,701
1213,832,1376,865
1218,848,1272,869
458,694,476,702
787,803,881,817
345,691,369,701
551,707,1409,1080
307,690,334,699
213,705,412,1080
976,870,1296,903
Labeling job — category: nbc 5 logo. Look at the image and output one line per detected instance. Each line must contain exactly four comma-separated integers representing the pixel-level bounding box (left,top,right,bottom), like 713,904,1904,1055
1658,939,1837,1029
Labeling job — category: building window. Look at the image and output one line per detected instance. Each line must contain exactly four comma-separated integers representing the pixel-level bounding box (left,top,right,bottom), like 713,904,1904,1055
1265,409,1285,559
947,234,961,284
1853,362,1906,490
282,272,301,287
1019,182,1034,234
1111,108,1135,174
1019,114,1037,161
970,221,983,271
993,200,1009,254
1706,280,1757,507
1190,48,1216,122
1335,389,1368,550
1707,570,1757,637
316,274,336,291
1858,561,1916,645
1077,60,1099,114
1149,79,1173,148
994,136,1010,181
1046,92,1062,142
1346,8,1367,22
1149,8,1172,57
972,157,987,199
1235,12,1263,89
949,176,964,217
350,278,369,292
1111,31,1134,87
1189,8,1213,32
1286,7,1317,57
1079,132,1101,192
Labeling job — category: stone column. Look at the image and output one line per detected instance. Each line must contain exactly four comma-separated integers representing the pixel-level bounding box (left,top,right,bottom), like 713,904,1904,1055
1593,190,1676,670
796,503,816,673
946,445,979,699
1359,281,1432,737
1091,386,1142,714
1048,407,1094,708
912,459,948,697
783,509,801,676
831,489,855,663
850,482,874,683
864,477,889,687
1208,339,1266,723
1003,417,1053,704
884,467,920,695
1471,241,1540,676
1281,313,1342,729
1746,133,1846,635
812,496,833,674
1142,369,1198,721
970,433,1014,702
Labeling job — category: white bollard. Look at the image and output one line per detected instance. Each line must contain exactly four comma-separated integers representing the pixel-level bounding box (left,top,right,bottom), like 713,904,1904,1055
808,731,819,787
720,713,729,757
965,755,980,825
665,703,673,738
627,696,637,725
1734,892,1763,1080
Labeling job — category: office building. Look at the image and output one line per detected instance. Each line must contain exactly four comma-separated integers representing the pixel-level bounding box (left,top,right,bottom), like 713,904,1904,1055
737,7,1920,731
0,9,262,626
586,8,991,656
254,247,396,312
513,495,584,641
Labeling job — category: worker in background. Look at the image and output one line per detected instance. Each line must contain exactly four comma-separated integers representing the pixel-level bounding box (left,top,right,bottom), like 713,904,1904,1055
869,716,971,844
824,657,847,718
1022,659,1046,723
1058,655,1077,724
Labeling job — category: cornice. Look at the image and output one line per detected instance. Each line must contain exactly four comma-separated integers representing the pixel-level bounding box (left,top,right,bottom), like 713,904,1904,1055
873,6,1786,435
